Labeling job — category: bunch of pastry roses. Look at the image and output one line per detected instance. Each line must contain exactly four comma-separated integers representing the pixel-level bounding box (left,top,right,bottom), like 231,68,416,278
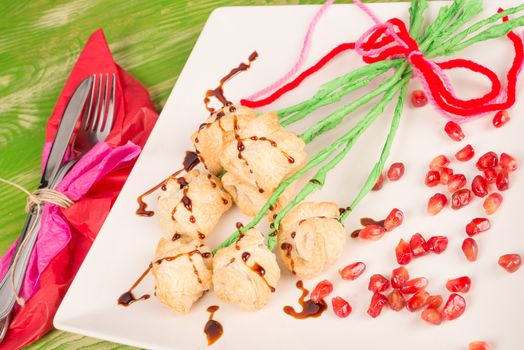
152,104,346,313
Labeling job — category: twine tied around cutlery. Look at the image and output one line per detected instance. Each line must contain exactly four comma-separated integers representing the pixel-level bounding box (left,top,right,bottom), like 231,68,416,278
0,177,74,306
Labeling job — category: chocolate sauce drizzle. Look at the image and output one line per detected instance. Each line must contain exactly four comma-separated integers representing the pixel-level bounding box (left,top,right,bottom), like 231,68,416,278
280,242,296,275
351,217,386,238
283,281,327,319
204,51,258,113
136,151,199,217
241,252,275,293
204,305,223,346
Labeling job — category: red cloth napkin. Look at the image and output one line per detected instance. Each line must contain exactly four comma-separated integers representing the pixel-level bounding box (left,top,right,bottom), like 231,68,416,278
0,29,158,349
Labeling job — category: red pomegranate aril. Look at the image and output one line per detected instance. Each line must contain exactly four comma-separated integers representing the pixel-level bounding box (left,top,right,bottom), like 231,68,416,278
466,218,491,236
400,277,428,294
493,109,510,128
388,289,406,311
427,193,448,215
384,208,403,231
372,173,384,191
421,308,443,325
446,276,472,293
498,254,522,273
367,292,388,318
395,239,413,265
471,175,488,198
409,233,429,257
452,189,473,209
496,169,510,191
359,225,386,240
442,293,466,320
368,274,390,293
425,170,441,187
427,236,448,254
387,162,405,181
391,266,410,289
407,290,430,311
455,144,475,161
426,295,443,309
444,121,465,141
500,152,518,172
469,341,490,350
331,296,352,318
462,238,478,262
448,174,467,193
483,193,503,215
339,262,366,280
439,167,454,185
429,155,450,171
311,280,333,303
411,90,428,107
483,168,497,184
476,151,498,170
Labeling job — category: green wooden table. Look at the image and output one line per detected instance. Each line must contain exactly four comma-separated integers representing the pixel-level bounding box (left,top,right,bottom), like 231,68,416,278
1,0,390,348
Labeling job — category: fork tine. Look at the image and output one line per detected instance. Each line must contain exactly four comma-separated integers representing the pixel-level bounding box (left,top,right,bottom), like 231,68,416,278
92,74,107,132
80,75,96,131
103,74,116,133
86,74,102,131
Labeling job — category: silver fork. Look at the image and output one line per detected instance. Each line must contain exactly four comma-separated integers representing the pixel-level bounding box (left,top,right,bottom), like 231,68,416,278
0,73,116,342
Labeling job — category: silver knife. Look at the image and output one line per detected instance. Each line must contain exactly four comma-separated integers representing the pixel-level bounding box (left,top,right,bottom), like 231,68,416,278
0,77,94,313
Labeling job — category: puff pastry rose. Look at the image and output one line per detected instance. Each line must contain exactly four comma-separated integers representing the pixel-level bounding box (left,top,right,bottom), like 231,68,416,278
220,112,307,216
192,105,256,175
212,228,280,311
277,202,346,279
152,236,213,314
157,169,232,241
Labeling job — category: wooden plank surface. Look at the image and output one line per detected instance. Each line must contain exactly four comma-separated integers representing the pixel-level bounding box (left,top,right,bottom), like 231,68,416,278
0,0,392,348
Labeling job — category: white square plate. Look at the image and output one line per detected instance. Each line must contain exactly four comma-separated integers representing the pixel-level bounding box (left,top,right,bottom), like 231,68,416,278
55,2,524,349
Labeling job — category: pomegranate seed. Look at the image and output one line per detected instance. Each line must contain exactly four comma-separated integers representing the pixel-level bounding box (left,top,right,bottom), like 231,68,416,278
331,296,352,318
469,341,490,350
372,173,384,191
400,277,428,294
429,155,450,171
425,170,441,187
311,280,333,303
483,168,497,184
442,293,466,320
359,225,386,240
391,266,410,289
368,274,390,293
427,193,448,215
411,90,428,107
426,295,443,309
407,290,430,311
446,276,472,293
462,238,478,262
388,289,406,311
476,151,498,170
384,208,403,231
483,193,503,215
451,189,472,209
338,262,366,280
448,174,467,193
500,152,518,172
496,169,509,191
387,162,405,181
471,175,488,198
439,167,454,185
421,308,443,325
367,292,388,318
427,236,448,254
396,239,413,265
444,121,465,141
465,218,491,236
493,109,510,128
498,254,522,273
409,233,429,257
455,144,475,161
